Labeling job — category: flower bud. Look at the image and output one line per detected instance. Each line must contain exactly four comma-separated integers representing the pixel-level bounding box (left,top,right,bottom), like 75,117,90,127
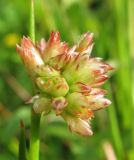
37,65,59,78
63,114,93,136
66,92,94,120
36,76,69,97
63,54,91,84
87,94,111,111
33,96,51,114
16,37,44,77
52,97,68,115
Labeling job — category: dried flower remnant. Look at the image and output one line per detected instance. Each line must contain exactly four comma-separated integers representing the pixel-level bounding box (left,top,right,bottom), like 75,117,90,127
16,31,113,136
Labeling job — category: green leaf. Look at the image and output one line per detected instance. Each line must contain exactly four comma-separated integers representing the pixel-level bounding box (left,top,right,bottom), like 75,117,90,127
19,120,28,160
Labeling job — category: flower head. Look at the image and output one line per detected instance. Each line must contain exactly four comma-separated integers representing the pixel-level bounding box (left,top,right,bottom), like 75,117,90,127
16,31,113,136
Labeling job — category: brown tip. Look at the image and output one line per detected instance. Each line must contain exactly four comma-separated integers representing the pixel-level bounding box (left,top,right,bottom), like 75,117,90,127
20,120,25,128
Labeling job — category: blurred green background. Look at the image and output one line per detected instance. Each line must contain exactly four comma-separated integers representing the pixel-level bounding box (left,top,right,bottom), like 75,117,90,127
0,0,133,159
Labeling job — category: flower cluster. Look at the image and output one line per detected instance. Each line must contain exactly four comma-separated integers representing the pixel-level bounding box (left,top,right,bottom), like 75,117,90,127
16,32,113,136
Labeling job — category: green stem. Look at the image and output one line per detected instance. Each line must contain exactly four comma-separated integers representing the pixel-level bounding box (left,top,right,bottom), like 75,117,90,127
19,120,27,160
128,0,134,150
107,84,124,159
108,104,124,159
30,109,41,160
29,0,35,43
29,1,41,160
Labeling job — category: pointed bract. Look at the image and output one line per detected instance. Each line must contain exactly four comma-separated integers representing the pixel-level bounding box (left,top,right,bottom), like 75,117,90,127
63,115,93,136
76,32,94,55
42,32,68,63
16,37,44,77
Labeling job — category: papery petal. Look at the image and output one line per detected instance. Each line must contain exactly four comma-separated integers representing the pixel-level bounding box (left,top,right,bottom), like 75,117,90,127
36,38,46,55
87,94,111,111
76,32,94,55
63,54,113,86
43,32,68,62
63,114,93,136
70,82,91,94
90,88,107,96
92,75,109,86
89,58,114,76
68,45,77,55
16,37,44,76
33,96,51,114
52,97,68,115
48,53,72,70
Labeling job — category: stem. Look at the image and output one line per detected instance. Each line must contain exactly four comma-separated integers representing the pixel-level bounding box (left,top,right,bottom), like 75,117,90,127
108,104,124,159
30,109,41,160
29,1,41,160
128,0,134,151
19,121,27,160
29,0,35,43
107,84,124,159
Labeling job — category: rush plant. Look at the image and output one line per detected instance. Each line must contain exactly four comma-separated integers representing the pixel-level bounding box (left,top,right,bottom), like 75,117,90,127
16,0,113,160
